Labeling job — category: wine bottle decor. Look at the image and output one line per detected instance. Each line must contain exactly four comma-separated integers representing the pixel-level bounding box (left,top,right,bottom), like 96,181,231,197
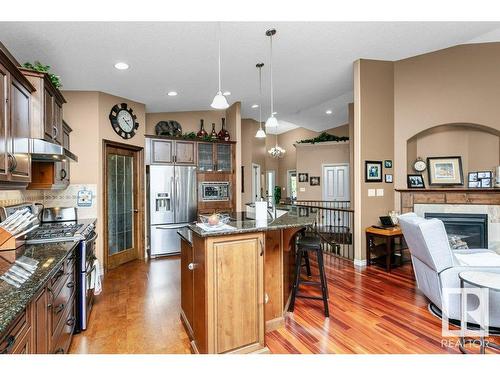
197,119,208,138
210,123,218,140
218,117,230,141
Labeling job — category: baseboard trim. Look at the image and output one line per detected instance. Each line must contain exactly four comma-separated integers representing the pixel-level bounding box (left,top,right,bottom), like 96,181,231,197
353,259,367,267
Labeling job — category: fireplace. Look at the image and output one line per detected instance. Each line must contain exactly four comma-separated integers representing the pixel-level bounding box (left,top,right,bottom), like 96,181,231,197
424,213,488,249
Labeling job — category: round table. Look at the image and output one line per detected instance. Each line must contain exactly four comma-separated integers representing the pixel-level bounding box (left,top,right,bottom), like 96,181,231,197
459,271,500,354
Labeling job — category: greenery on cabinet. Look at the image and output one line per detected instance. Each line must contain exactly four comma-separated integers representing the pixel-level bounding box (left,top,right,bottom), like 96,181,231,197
274,186,281,205
22,61,62,88
297,132,349,144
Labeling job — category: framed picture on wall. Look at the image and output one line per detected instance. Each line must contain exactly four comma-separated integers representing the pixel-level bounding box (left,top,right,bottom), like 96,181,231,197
385,174,393,183
384,160,393,168
298,173,309,183
365,161,383,182
310,176,320,186
427,156,464,186
407,174,425,189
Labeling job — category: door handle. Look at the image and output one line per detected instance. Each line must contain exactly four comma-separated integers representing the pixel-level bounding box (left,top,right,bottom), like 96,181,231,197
259,239,264,256
188,263,196,270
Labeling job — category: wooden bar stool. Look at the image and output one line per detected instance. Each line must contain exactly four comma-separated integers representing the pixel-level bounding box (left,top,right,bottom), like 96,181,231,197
288,233,329,317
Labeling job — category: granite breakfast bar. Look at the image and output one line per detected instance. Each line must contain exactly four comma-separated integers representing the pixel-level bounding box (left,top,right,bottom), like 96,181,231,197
178,208,316,354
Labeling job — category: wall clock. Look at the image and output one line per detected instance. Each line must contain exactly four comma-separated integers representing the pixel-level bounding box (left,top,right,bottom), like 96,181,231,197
109,103,139,139
413,157,427,173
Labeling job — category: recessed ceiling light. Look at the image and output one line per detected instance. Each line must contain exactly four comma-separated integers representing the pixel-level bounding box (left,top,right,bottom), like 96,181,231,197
251,104,259,109
114,62,129,70
223,91,231,96
272,111,277,115
326,110,333,115
167,91,178,96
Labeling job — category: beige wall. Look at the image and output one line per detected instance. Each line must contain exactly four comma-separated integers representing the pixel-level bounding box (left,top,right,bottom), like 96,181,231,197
354,59,395,262
240,119,266,204
146,110,226,136
275,125,349,198
62,90,146,268
296,142,350,200
394,42,500,196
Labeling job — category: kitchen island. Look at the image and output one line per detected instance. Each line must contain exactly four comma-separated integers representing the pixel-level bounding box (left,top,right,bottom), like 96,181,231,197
178,207,316,354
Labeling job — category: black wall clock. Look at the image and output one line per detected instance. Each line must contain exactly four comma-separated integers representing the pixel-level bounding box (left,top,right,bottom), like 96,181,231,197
109,103,139,139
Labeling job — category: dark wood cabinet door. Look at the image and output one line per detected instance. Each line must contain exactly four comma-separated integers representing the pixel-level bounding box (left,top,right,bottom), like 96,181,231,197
180,239,194,332
0,62,9,181
43,87,53,140
53,100,63,145
34,288,49,354
9,78,31,182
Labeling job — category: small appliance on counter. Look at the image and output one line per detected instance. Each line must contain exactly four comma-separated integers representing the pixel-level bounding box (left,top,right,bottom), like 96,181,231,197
25,206,98,333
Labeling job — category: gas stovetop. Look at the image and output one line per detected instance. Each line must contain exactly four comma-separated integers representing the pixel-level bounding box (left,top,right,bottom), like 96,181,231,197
26,221,94,244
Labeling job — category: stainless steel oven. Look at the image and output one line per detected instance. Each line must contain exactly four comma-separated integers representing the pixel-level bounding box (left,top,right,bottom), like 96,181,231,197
199,182,231,201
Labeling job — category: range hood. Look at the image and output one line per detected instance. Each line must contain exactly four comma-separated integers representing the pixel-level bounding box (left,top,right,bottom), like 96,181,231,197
30,139,78,162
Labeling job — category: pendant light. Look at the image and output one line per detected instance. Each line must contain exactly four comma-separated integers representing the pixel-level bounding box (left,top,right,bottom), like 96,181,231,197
255,62,266,138
265,28,278,128
211,23,229,110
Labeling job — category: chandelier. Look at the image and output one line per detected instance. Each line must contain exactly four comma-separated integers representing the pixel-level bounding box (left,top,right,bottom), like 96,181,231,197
268,144,285,158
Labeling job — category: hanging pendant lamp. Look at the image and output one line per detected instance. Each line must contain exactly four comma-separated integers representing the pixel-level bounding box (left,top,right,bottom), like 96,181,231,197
255,62,266,138
265,28,278,128
211,23,229,110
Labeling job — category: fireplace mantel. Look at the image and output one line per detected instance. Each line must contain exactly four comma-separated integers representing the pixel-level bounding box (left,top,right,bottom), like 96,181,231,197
396,188,500,213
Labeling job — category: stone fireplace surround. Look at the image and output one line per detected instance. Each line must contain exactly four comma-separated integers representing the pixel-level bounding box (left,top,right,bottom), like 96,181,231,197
397,188,500,253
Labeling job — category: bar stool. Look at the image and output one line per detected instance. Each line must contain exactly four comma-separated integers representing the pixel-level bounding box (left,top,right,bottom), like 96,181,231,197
288,233,329,317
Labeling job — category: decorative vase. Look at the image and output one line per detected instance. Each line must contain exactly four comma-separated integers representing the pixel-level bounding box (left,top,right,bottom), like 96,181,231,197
210,123,218,140
217,117,230,141
197,119,208,138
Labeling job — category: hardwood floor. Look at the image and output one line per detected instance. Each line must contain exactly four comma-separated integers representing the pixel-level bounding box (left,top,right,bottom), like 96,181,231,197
70,254,498,354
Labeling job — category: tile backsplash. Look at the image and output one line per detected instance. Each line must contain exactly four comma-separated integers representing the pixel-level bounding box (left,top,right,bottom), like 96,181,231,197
0,184,98,219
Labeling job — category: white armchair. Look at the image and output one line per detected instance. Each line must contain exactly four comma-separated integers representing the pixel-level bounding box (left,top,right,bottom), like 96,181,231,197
398,212,500,328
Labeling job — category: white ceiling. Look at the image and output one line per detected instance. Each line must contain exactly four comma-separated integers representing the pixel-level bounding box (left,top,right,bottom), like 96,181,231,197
1,22,500,134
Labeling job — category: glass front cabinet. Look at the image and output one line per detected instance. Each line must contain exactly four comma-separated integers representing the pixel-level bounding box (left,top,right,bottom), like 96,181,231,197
197,142,232,173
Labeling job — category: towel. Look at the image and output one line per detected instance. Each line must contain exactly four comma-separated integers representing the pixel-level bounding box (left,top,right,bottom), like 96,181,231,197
90,258,103,295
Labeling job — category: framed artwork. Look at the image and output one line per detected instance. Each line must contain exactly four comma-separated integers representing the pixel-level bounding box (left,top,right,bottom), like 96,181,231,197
427,156,464,186
407,174,425,189
385,174,393,183
469,170,493,188
477,171,492,179
384,160,393,168
310,176,320,186
365,161,383,182
298,173,309,183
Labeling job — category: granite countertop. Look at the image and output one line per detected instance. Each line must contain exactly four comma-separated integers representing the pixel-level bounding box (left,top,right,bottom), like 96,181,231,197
188,207,316,237
0,241,79,338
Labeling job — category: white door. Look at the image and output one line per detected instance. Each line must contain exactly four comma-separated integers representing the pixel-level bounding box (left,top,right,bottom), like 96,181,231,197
252,163,261,202
323,164,349,202
287,170,297,200
266,170,276,204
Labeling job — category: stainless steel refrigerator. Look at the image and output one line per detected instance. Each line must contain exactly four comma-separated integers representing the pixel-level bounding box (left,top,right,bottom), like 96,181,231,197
148,165,197,256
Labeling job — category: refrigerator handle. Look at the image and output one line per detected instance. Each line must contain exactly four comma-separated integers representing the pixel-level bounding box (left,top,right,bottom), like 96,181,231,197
176,176,181,215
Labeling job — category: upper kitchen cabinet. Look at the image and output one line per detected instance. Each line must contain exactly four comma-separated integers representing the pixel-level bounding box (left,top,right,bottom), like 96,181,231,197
197,142,234,173
0,44,36,185
19,67,66,145
145,136,196,165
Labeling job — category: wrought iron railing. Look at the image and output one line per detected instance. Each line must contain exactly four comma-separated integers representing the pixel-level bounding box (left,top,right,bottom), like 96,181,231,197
294,200,354,261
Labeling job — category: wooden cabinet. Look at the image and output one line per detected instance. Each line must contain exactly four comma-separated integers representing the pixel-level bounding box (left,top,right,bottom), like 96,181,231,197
181,232,266,354
147,138,196,165
9,78,31,182
175,140,196,164
0,251,76,354
27,121,72,190
197,142,233,173
19,68,66,145
180,238,194,336
0,46,35,187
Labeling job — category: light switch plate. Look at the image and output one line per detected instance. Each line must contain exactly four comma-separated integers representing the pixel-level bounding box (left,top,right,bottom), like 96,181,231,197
299,187,306,192
368,189,376,197
376,188,384,196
